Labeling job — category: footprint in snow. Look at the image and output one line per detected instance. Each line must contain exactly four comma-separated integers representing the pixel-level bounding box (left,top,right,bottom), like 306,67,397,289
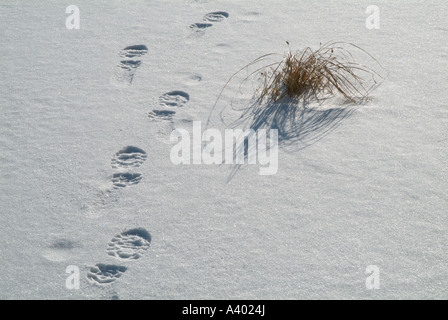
85,146,147,217
87,264,127,285
190,22,213,33
111,172,142,189
147,90,194,140
107,228,151,260
237,11,260,24
119,44,148,58
111,44,148,86
148,109,176,122
179,72,202,85
190,11,229,33
111,146,147,170
110,146,147,189
42,239,81,262
203,11,229,22
158,91,190,108
151,91,189,123
87,227,151,294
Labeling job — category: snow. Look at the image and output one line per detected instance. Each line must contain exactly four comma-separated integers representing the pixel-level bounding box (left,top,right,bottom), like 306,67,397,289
0,0,447,299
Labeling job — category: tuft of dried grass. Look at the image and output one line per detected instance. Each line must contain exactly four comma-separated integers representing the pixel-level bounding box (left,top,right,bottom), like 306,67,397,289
255,41,384,104
206,41,386,132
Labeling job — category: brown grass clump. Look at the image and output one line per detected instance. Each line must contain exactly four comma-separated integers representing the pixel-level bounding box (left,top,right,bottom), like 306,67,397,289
254,41,384,104
206,41,386,133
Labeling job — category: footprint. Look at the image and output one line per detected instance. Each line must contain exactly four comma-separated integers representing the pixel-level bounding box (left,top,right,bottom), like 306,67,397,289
190,11,228,34
111,293,120,300
112,60,142,85
111,172,142,189
87,264,127,285
119,60,142,69
111,146,147,170
176,71,202,86
190,22,213,32
148,109,176,121
182,72,202,85
111,44,147,86
237,11,260,24
203,11,229,22
107,228,151,260
120,44,148,58
159,91,190,108
86,147,146,215
86,228,150,292
42,239,81,262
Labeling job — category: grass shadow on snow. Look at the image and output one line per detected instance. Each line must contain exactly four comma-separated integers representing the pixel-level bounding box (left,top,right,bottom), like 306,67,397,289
225,98,357,182
207,42,386,182
235,98,356,149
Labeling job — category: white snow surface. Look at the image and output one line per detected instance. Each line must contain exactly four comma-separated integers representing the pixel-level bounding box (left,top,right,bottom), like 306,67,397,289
0,0,447,299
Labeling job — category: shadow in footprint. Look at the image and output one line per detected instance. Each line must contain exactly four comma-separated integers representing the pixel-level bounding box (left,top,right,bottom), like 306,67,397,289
50,239,79,250
203,11,229,22
42,239,81,262
111,172,142,189
87,264,127,285
111,45,147,86
148,109,176,121
190,22,213,32
107,228,151,260
159,91,190,108
180,72,202,85
120,60,142,68
111,146,147,170
120,45,148,58
189,11,228,36
237,11,260,24
113,61,142,85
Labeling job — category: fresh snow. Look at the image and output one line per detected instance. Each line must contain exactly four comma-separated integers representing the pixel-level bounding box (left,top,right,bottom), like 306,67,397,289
0,0,447,299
